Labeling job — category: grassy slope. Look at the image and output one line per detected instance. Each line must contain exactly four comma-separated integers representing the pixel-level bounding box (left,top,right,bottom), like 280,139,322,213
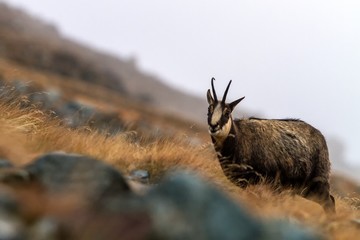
1,82,359,239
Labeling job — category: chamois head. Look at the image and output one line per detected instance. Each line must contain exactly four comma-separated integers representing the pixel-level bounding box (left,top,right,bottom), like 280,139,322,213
207,78,245,138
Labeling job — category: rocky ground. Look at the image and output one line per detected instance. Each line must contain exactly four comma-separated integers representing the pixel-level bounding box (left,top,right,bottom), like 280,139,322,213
0,3,358,238
0,78,359,239
0,152,322,240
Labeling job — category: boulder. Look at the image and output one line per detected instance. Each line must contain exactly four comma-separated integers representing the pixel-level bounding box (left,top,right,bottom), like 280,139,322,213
24,152,130,202
145,172,321,240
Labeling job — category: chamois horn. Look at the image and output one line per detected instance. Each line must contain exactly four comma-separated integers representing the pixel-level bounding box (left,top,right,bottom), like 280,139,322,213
211,77,218,102
222,80,232,103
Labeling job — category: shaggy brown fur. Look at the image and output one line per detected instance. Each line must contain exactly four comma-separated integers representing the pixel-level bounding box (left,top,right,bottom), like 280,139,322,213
207,78,335,213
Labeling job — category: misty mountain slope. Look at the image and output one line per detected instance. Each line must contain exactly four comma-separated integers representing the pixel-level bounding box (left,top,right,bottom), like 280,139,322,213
0,2,355,181
0,2,211,123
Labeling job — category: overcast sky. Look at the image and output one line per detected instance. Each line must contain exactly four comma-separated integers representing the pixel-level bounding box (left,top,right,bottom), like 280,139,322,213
3,0,360,166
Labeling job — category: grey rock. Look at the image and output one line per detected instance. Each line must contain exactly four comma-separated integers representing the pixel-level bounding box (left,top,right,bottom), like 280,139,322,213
58,101,124,135
128,169,150,184
265,220,323,240
60,101,95,128
12,80,29,95
0,189,26,240
28,89,61,110
0,159,13,168
87,112,124,136
24,152,130,202
145,172,321,240
0,190,19,216
0,219,25,240
0,168,30,185
146,172,264,240
28,218,62,240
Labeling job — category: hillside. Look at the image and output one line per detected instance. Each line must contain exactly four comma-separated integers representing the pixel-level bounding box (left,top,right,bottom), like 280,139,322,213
0,77,359,239
0,3,359,239
0,2,210,123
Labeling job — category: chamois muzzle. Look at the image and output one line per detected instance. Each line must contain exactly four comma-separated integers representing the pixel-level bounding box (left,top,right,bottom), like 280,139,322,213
209,123,221,134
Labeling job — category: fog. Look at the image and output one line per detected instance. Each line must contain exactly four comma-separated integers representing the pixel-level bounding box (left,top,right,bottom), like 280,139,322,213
4,0,360,165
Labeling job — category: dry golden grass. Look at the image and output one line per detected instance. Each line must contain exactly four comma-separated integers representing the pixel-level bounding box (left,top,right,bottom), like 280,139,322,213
0,88,359,239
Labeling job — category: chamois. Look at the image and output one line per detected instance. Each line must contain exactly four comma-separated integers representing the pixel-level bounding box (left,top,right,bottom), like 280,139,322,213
207,78,335,213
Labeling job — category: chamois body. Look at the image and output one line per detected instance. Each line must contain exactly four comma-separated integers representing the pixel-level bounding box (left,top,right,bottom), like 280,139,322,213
207,78,335,213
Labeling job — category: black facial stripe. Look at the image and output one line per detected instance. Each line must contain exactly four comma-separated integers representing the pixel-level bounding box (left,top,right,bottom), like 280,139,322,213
207,102,232,127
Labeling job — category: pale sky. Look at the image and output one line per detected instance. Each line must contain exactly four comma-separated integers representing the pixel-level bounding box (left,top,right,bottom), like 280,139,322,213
3,0,360,166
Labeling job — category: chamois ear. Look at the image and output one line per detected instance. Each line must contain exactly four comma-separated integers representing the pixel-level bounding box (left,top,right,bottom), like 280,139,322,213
229,96,245,111
207,89,214,105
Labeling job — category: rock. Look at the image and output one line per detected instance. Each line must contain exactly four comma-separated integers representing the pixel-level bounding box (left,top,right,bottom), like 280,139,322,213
145,172,321,240
28,218,62,240
0,188,26,240
28,89,61,110
264,220,322,240
0,168,30,185
59,207,152,240
58,101,124,135
128,169,150,184
24,152,130,202
0,166,322,239
88,112,124,135
0,189,19,215
0,159,13,168
0,218,25,240
60,101,95,128
11,80,30,95
47,191,152,240
127,180,150,195
0,160,29,186
145,172,264,240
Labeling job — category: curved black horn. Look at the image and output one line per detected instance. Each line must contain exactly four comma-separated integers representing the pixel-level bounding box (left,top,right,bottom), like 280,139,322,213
222,80,232,103
211,77,218,102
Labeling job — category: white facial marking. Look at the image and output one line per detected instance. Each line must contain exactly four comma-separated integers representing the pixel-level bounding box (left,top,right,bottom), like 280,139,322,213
211,104,222,126
211,118,232,143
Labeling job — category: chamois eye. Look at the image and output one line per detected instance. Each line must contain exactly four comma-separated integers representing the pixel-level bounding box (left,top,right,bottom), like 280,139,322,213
224,109,231,116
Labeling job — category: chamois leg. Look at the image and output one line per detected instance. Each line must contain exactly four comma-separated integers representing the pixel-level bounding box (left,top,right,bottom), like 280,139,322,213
222,165,264,189
301,177,336,214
